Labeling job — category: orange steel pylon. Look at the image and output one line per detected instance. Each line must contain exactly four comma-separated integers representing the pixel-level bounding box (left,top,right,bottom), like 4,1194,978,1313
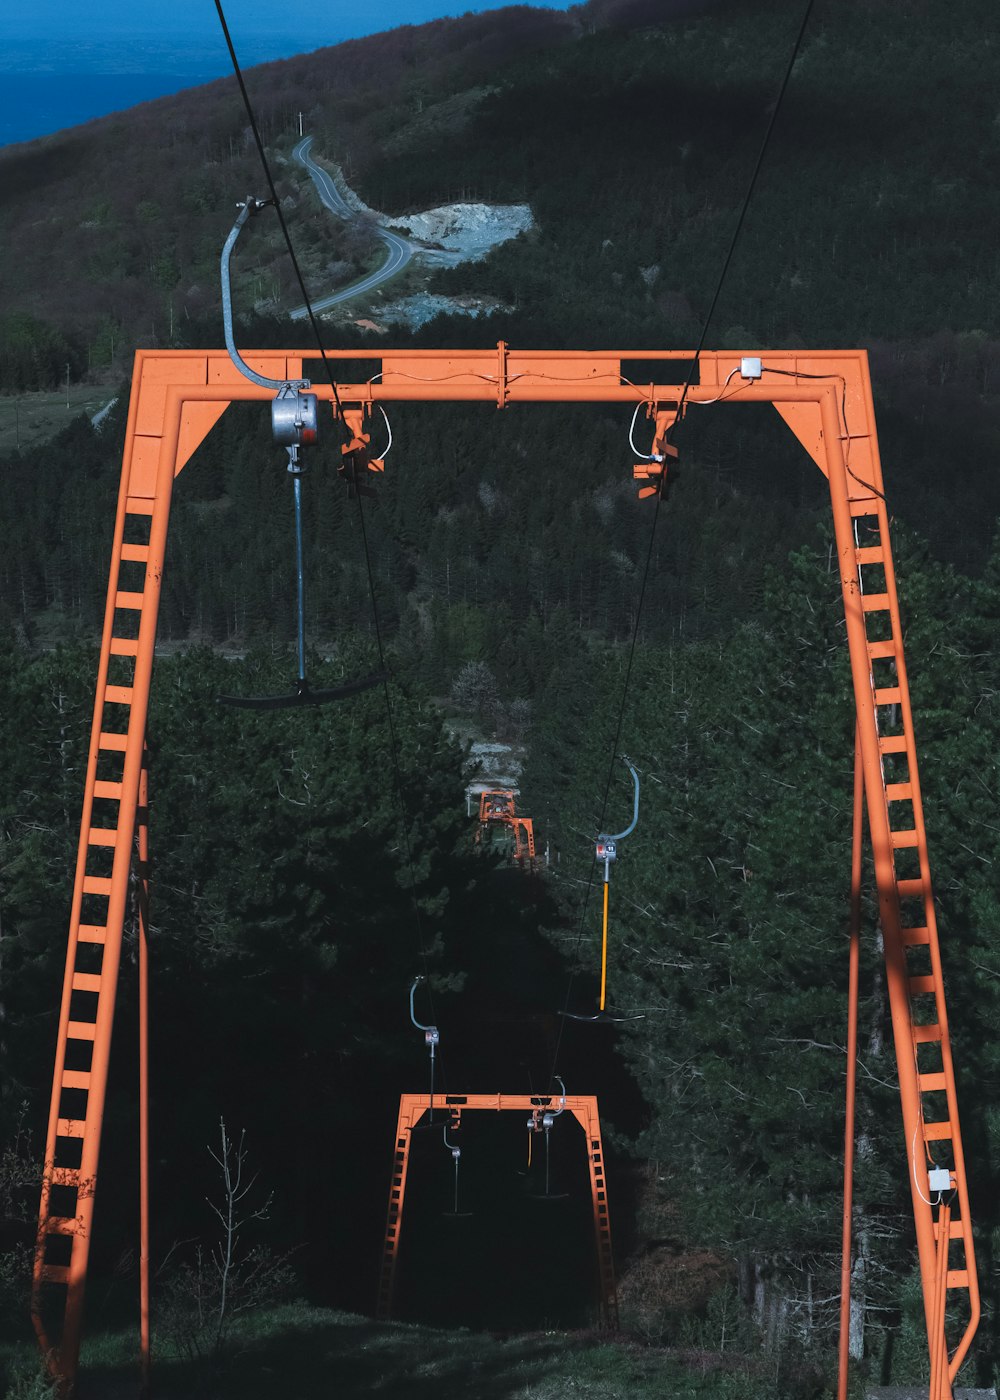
32,346,978,1398
475,789,536,867
376,1092,617,1327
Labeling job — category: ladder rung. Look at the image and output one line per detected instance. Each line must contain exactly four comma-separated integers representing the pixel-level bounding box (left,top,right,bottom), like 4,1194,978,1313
867,638,897,659
891,829,919,848
880,734,908,754
913,1023,942,1043
71,973,102,993
923,1121,953,1140
51,1167,80,1186
104,685,133,705
875,686,902,706
39,1264,70,1284
861,593,890,612
896,878,925,897
849,497,881,517
114,591,145,610
919,1071,947,1092
886,782,913,802
109,637,139,657
46,1216,79,1236
82,876,112,896
125,498,155,515
902,926,930,945
61,1070,92,1089
98,731,128,751
78,925,107,943
67,1021,97,1041
94,781,122,799
947,1270,969,1288
909,975,936,995
855,546,884,564
120,543,149,562
57,1118,86,1138
87,827,118,846
948,1220,965,1240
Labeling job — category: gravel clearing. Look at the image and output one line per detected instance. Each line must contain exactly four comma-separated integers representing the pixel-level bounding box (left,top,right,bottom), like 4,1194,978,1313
333,167,533,265
389,202,533,266
376,291,510,329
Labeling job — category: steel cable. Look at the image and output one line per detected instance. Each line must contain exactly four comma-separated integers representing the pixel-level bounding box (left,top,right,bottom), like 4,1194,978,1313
548,0,816,1086
213,1,448,1072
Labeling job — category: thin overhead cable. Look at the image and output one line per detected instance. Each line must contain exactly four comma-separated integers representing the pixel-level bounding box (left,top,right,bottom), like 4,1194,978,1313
549,0,816,1086
213,1,343,415
674,0,817,420
213,2,445,1044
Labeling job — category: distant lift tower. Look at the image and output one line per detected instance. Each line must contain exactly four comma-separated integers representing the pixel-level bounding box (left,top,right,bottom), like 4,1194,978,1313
376,1091,617,1328
475,789,537,868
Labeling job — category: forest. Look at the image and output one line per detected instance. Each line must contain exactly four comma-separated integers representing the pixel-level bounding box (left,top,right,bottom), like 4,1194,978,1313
2,0,1000,1397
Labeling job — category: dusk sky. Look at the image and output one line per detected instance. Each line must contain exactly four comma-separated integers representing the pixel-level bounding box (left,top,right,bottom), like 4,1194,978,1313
0,1,576,145
6,1,575,44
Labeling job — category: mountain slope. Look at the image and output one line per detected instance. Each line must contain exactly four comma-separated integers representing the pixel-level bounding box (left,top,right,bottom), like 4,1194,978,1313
0,5,580,372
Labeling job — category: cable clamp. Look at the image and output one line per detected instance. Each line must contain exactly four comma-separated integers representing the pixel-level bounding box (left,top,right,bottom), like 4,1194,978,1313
631,405,681,499
338,404,385,499
236,195,274,215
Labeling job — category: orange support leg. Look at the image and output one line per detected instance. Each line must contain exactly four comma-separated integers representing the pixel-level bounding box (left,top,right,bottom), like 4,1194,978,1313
138,751,150,1396
837,728,863,1400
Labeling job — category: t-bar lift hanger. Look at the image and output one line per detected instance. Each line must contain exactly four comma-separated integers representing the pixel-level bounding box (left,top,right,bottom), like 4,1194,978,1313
564,757,644,1024
527,1076,569,1200
408,976,441,1128
217,196,385,708
441,1122,473,1218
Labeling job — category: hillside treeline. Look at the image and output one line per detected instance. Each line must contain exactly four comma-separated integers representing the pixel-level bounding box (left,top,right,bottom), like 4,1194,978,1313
1,0,998,382
3,534,1000,1387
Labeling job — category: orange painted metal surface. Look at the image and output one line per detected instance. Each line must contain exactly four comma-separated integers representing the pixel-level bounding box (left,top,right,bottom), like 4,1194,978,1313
475,789,536,867
137,754,150,1396
32,346,979,1399
376,1092,617,1328
838,729,863,1400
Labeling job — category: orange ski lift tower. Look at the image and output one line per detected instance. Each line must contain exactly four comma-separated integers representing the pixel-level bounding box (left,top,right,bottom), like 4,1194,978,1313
476,789,537,867
32,343,979,1398
376,1089,617,1327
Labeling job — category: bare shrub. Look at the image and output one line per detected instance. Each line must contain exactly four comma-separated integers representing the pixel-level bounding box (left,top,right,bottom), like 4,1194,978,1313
156,1119,296,1361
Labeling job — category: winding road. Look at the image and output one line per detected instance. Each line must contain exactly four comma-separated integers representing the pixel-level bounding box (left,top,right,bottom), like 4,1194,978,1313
290,136,414,318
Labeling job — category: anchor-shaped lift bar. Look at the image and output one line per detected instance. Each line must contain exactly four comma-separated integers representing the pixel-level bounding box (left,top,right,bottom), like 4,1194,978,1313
563,757,643,1024
217,196,385,708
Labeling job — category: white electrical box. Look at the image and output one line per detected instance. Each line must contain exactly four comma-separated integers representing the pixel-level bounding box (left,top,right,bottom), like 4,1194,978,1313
740,356,763,380
928,1166,951,1193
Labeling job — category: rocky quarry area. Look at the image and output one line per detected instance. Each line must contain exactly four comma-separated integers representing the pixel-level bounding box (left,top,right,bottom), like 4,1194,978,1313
334,167,532,326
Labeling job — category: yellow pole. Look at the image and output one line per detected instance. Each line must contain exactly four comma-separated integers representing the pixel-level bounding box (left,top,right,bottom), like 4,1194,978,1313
599,879,609,1011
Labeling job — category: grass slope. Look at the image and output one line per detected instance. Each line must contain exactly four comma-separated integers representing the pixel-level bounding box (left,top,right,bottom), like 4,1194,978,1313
2,1306,811,1399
